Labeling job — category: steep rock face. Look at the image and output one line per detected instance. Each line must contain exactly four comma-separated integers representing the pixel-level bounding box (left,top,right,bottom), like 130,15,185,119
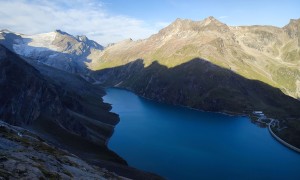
0,45,85,135
0,30,104,74
284,19,300,40
0,45,121,159
89,17,300,98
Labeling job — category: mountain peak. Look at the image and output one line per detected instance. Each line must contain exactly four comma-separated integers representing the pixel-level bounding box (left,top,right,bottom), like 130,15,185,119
155,16,229,38
283,18,300,38
206,16,217,21
283,18,300,28
55,29,69,35
170,16,226,28
0,29,14,34
201,16,223,26
76,35,88,42
289,18,300,24
171,18,193,27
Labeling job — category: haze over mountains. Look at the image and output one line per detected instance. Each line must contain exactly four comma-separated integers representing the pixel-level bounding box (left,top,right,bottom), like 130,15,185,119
1,16,300,178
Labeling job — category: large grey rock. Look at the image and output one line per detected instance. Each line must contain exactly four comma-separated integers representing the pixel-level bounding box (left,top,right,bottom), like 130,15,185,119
0,120,126,180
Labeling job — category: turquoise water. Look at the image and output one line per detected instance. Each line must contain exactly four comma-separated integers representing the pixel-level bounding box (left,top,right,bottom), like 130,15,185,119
104,88,300,180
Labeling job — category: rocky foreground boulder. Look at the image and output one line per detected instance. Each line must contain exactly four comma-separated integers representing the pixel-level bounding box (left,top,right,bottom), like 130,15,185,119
0,120,127,179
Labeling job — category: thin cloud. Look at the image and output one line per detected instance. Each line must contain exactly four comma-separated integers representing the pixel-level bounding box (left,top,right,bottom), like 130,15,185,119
0,0,157,45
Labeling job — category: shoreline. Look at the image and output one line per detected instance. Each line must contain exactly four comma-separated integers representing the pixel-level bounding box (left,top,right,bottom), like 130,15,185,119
107,86,249,118
268,124,300,153
106,86,300,153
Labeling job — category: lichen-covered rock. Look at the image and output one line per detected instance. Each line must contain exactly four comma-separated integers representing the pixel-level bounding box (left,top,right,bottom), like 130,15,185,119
0,120,127,180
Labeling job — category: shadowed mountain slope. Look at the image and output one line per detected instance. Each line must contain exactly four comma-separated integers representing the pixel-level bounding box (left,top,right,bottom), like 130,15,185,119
0,45,163,179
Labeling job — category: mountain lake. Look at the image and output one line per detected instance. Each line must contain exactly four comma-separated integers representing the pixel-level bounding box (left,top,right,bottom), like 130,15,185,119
103,88,300,180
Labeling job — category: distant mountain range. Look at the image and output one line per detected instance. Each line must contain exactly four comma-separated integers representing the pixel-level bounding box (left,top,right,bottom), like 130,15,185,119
0,16,300,178
1,17,299,99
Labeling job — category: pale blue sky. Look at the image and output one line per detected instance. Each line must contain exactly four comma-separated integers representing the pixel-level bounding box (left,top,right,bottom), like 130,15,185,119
102,0,299,26
0,0,299,45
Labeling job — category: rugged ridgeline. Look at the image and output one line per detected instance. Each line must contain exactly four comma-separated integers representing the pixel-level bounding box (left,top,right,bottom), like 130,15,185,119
0,29,103,76
90,17,300,99
90,17,300,148
0,46,163,179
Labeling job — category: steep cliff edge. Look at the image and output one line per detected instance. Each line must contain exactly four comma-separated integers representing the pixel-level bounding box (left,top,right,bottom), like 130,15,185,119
0,45,79,131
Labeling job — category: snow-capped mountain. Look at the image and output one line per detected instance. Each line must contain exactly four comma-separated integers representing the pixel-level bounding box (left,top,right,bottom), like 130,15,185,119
0,29,103,74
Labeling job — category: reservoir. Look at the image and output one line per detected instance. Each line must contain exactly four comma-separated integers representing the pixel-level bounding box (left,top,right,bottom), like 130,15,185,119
103,88,300,180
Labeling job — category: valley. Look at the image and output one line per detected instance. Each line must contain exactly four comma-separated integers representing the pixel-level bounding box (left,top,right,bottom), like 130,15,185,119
0,14,300,179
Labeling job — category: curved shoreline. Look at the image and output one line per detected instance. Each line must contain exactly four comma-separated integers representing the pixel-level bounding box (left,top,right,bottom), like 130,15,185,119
268,125,300,153
108,87,300,153
109,87,248,117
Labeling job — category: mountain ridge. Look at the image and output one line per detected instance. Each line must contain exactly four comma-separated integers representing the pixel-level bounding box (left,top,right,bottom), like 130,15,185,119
0,29,104,74
89,17,300,99
1,17,299,99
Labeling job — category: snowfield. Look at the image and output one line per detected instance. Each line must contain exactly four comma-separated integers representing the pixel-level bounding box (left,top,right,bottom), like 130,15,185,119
13,32,59,56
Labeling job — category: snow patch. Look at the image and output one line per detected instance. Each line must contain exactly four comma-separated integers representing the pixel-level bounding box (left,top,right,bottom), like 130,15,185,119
13,32,59,56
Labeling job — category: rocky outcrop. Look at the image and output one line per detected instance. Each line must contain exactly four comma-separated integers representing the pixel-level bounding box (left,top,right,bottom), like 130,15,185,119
283,19,300,40
0,120,126,179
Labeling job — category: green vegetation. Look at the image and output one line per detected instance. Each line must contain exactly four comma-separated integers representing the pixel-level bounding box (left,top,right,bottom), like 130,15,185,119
272,67,300,94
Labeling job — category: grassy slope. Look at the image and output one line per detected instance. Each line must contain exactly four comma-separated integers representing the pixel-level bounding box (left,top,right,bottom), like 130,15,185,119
89,18,300,99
